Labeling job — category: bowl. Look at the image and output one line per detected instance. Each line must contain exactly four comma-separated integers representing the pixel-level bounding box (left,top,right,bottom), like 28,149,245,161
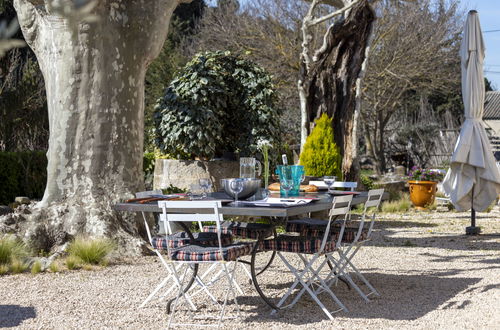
221,178,261,200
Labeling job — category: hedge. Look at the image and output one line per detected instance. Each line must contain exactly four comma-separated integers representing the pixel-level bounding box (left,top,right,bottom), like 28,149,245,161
0,152,156,205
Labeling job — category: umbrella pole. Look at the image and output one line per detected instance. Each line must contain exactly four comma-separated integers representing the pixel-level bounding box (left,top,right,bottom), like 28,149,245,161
466,185,481,235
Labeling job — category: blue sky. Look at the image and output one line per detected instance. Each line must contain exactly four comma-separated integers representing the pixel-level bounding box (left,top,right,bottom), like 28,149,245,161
470,0,500,90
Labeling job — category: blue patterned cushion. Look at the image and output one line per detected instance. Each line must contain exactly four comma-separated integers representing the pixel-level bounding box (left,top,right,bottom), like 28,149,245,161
151,232,233,250
286,219,367,243
203,221,273,239
169,242,254,261
257,235,337,254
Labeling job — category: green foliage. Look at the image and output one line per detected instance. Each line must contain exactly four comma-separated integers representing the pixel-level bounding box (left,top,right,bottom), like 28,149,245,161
0,151,47,205
162,184,187,194
381,193,412,213
360,174,374,190
144,0,206,151
49,261,60,273
155,50,282,159
67,237,115,265
299,114,342,177
10,258,27,273
31,260,42,274
65,255,81,270
0,235,28,265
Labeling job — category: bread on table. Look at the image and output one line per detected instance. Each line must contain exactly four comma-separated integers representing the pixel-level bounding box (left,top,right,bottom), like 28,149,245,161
268,183,318,192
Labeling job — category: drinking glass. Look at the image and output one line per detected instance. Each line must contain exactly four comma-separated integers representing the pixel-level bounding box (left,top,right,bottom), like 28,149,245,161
199,178,212,198
281,178,293,197
230,178,244,205
323,176,336,193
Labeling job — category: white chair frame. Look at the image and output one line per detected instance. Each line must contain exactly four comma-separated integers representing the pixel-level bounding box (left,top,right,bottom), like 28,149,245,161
158,200,246,329
328,188,384,302
271,194,354,320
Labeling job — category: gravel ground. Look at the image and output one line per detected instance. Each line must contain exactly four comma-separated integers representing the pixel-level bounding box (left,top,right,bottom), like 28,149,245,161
1,207,499,329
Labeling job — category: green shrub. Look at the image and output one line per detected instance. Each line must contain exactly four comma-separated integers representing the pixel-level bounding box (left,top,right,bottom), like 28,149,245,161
0,235,28,265
0,151,47,205
31,260,42,274
49,261,60,273
381,193,412,212
67,237,115,265
65,255,81,270
10,258,28,274
299,114,342,178
360,174,374,190
154,50,282,160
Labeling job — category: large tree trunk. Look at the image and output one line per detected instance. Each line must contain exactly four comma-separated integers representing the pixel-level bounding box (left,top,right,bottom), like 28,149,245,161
2,0,187,255
301,0,375,180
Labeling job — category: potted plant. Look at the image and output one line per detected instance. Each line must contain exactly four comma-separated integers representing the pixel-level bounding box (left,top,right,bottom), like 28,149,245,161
407,167,445,209
153,51,282,190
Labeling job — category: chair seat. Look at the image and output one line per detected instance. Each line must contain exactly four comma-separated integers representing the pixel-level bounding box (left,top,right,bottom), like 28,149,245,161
151,232,233,250
286,219,368,243
169,242,254,262
257,235,338,254
203,221,274,239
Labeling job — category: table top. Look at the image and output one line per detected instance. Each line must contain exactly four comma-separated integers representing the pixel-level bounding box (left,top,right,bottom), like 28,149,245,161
114,191,386,217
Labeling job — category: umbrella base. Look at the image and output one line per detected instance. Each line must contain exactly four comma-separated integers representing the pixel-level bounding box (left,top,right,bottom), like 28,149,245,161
465,226,481,235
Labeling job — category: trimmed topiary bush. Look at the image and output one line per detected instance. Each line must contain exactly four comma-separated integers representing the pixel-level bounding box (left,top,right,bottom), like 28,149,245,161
154,50,281,160
299,114,342,178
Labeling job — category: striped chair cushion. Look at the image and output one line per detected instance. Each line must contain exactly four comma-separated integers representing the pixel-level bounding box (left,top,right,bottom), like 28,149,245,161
257,235,337,254
203,221,273,239
151,232,233,250
286,219,368,243
169,242,254,262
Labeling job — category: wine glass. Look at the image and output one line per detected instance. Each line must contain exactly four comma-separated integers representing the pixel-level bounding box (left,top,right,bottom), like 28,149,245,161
281,178,293,197
230,178,244,206
199,178,212,198
323,176,336,193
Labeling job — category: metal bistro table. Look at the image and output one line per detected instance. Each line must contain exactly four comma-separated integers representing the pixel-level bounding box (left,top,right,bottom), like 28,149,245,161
114,191,380,309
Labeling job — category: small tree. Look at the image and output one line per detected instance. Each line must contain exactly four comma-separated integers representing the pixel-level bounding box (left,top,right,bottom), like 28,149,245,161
299,114,342,178
155,50,281,159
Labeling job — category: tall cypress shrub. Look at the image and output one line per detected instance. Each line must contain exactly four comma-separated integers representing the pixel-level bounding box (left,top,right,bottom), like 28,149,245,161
299,114,342,178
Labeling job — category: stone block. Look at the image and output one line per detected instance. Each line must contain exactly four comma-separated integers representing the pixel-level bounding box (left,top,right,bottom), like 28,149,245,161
15,196,31,204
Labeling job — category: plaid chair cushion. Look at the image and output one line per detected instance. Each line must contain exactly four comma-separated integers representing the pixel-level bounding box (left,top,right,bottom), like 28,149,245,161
257,235,337,254
286,219,368,243
169,242,254,261
203,221,273,239
151,232,233,250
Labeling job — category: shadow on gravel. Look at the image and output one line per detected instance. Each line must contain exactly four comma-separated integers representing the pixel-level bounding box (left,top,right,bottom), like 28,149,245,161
367,230,500,251
238,273,481,325
0,305,36,327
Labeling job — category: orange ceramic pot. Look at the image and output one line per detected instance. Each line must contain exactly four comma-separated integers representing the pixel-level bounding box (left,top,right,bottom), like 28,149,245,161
408,180,437,209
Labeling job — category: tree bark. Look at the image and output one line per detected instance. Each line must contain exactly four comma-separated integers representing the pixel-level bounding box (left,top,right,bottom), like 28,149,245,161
5,0,187,254
301,0,375,180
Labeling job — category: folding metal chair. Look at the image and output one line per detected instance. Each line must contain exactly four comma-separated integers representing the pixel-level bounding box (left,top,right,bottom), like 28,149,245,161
137,191,232,308
328,188,385,302
158,200,253,328
257,195,353,320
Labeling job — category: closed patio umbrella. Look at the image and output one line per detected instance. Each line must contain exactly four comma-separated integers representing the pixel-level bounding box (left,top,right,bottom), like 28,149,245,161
443,10,500,235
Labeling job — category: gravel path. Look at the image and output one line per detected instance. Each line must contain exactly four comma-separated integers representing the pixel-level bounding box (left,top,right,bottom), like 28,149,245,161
1,208,499,329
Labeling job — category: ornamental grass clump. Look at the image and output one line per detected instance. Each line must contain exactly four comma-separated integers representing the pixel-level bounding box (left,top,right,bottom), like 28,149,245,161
0,235,28,270
67,236,115,265
407,166,445,182
381,193,412,213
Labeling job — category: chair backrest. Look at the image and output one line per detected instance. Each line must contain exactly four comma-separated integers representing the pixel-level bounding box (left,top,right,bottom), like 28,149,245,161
320,194,353,253
136,190,164,244
158,201,224,257
331,181,357,191
360,188,385,239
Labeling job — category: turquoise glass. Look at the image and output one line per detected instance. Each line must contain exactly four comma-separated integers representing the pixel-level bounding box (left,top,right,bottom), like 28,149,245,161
276,165,304,196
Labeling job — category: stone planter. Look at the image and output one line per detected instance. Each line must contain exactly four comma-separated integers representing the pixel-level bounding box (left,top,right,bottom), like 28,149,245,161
408,180,437,209
153,159,239,192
